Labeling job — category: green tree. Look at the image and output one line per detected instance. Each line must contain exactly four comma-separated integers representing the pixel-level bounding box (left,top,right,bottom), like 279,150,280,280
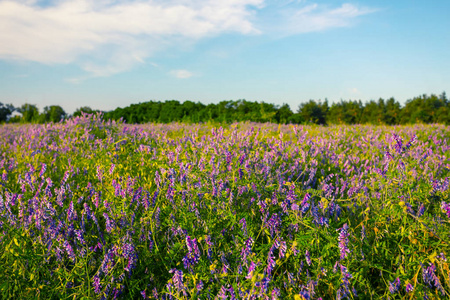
297,100,327,125
384,97,401,125
400,94,446,124
0,102,15,122
327,100,362,125
73,106,95,117
275,104,293,124
41,105,66,123
18,104,39,123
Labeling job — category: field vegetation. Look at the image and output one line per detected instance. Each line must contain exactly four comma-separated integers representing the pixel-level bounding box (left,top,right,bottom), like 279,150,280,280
0,114,449,299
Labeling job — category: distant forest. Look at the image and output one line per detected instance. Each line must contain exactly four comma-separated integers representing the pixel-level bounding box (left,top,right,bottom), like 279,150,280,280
1,92,449,125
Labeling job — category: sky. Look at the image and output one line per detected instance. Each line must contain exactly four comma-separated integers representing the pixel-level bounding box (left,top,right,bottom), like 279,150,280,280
0,0,449,114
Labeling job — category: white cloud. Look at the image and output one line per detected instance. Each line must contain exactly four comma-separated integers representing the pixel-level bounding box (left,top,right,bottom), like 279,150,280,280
349,87,361,95
0,0,263,76
285,3,375,34
0,1,376,79
170,69,194,79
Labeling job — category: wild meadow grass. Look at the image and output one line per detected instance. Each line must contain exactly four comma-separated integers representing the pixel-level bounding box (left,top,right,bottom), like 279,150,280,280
0,114,449,299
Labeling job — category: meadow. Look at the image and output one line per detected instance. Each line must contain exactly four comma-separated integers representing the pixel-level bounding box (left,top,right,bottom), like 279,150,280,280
0,113,449,299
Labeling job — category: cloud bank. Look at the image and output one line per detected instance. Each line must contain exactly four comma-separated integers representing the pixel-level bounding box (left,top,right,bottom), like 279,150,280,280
0,0,375,78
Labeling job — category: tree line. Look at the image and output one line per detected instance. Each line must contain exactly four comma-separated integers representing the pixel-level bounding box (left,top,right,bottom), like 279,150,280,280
1,92,449,125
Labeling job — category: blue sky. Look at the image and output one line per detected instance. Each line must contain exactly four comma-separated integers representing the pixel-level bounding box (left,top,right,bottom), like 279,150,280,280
0,0,449,114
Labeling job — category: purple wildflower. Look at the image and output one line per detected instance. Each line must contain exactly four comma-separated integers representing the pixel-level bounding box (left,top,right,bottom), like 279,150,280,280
183,236,200,271
241,237,253,261
246,261,256,279
67,200,74,221
75,229,86,245
421,263,445,295
103,213,115,233
385,151,393,160
61,171,70,185
109,164,115,175
305,250,312,266
93,275,101,294
361,224,366,241
205,235,213,260
63,240,76,262
170,269,186,297
417,203,425,217
239,218,248,237
39,163,47,177
96,166,103,182
404,135,417,151
152,288,159,299
441,202,450,218
278,240,287,259
217,285,227,300
122,243,137,273
338,223,351,260
267,213,282,237
340,264,353,298
405,283,414,293
301,193,311,214
266,242,278,276
196,280,204,293
389,277,401,294
392,134,403,153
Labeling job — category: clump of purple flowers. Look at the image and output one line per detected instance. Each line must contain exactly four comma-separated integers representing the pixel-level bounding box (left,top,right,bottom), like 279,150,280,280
441,201,450,218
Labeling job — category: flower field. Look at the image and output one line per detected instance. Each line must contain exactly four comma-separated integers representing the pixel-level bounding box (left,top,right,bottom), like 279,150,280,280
0,114,449,299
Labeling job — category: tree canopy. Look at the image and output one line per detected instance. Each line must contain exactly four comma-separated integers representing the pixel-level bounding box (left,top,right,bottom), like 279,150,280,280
3,92,450,125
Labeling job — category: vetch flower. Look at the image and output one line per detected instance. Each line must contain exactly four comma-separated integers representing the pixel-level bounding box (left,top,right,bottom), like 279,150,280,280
389,277,401,294
305,250,312,266
239,218,248,237
417,203,425,217
241,237,253,262
170,269,187,297
182,236,200,271
93,275,101,294
337,223,351,260
63,240,76,262
441,201,450,218
421,263,445,295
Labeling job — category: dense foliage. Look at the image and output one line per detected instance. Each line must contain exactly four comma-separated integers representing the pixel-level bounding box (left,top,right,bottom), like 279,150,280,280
2,92,449,125
103,92,450,125
0,114,449,299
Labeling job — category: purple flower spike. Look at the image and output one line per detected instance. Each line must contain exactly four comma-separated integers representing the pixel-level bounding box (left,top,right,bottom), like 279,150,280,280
63,241,76,262
170,269,186,297
441,202,450,218
183,236,200,271
405,283,414,293
337,223,351,260
241,237,254,261
389,277,401,294
305,250,312,266
93,275,101,294
417,203,425,217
